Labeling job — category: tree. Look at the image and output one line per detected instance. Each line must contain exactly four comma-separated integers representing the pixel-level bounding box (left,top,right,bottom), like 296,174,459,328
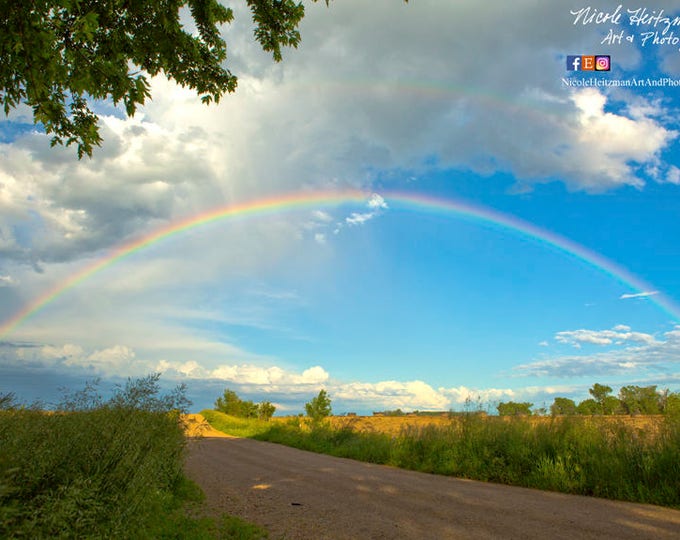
588,383,613,414
664,392,680,417
215,389,244,416
214,388,257,418
550,397,577,416
576,398,599,415
496,401,533,416
602,395,623,415
257,401,276,421
0,0,329,158
214,388,275,419
305,389,332,422
618,385,661,415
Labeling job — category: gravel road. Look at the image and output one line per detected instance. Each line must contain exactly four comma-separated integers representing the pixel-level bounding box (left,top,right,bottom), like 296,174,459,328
184,435,680,539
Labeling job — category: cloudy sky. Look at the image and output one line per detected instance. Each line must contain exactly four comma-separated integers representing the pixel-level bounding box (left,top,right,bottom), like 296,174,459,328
2,0,680,413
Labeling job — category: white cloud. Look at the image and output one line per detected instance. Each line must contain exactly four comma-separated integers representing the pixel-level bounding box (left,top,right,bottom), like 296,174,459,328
667,166,680,185
334,380,448,411
159,360,330,389
0,275,16,287
555,326,658,348
561,89,676,191
439,385,517,405
620,291,659,299
40,343,85,361
367,193,388,209
1,1,677,272
77,345,137,371
342,192,389,227
345,212,374,226
613,324,631,331
311,210,333,222
2,0,680,414
516,326,680,378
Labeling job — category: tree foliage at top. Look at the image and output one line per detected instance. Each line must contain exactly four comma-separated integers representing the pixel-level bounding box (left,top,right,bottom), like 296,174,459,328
496,401,533,416
0,0,328,158
305,388,331,422
214,388,276,420
550,383,678,416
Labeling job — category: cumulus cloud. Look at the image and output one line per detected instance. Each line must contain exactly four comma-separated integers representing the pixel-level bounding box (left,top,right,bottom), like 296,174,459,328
516,326,680,378
555,326,658,348
367,194,388,209
3,1,674,269
560,89,676,190
334,380,448,411
439,385,517,405
2,0,680,413
156,359,330,389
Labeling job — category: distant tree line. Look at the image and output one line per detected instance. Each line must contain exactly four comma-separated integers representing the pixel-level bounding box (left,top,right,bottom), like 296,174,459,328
213,384,678,420
214,389,276,420
213,388,332,422
497,383,680,417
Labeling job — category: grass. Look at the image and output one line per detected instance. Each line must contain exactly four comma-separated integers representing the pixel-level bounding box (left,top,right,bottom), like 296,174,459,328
200,409,273,438
204,411,680,509
0,376,267,539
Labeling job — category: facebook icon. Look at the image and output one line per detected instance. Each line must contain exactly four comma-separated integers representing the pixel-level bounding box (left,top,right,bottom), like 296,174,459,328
566,55,581,71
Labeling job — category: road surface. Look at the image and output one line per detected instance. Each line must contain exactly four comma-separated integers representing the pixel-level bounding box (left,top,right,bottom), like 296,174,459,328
184,435,680,539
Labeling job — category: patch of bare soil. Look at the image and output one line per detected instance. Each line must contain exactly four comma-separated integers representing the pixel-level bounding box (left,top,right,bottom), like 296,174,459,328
184,433,680,539
182,413,232,438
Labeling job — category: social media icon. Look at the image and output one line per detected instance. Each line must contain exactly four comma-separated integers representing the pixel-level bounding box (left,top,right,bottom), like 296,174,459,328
566,55,581,71
582,56,596,71
566,54,612,71
595,55,611,71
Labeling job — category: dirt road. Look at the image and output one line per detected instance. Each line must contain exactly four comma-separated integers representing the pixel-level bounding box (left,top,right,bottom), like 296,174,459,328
184,436,680,539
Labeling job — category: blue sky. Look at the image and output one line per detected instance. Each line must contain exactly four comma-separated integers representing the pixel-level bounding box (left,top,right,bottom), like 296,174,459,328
2,0,680,413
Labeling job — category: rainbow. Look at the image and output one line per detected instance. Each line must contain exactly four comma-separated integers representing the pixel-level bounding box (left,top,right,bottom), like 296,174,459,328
1,189,678,338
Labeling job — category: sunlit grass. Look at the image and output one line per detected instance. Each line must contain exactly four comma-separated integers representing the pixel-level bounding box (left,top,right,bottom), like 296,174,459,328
200,409,274,438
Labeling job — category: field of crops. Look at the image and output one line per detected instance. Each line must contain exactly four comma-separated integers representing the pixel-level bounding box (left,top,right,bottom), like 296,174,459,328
322,413,665,436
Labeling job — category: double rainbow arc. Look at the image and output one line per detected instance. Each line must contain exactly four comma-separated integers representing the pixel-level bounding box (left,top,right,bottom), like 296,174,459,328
1,189,677,339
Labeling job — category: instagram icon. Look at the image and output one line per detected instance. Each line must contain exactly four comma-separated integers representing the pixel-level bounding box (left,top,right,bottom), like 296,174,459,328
595,55,610,71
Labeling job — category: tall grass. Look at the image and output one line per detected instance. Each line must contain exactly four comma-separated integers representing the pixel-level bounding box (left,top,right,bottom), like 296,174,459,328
1,376,267,539
206,412,680,508
390,415,680,506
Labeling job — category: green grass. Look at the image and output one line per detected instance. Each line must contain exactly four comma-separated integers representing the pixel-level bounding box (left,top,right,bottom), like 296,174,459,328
0,376,267,539
205,412,680,509
200,409,274,438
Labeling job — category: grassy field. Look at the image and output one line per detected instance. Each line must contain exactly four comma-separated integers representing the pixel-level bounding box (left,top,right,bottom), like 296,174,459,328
202,410,680,509
0,377,267,539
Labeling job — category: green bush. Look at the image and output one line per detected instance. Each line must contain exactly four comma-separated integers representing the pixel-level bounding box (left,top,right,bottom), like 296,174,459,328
0,376,268,539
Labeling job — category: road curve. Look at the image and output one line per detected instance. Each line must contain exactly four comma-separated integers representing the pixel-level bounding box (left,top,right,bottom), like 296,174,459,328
184,436,680,539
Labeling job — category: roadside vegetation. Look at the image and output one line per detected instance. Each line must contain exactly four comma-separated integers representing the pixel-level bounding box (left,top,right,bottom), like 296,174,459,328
204,385,680,509
0,375,267,539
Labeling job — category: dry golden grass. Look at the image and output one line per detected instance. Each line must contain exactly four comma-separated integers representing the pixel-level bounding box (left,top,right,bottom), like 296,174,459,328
270,413,666,437
182,413,232,438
